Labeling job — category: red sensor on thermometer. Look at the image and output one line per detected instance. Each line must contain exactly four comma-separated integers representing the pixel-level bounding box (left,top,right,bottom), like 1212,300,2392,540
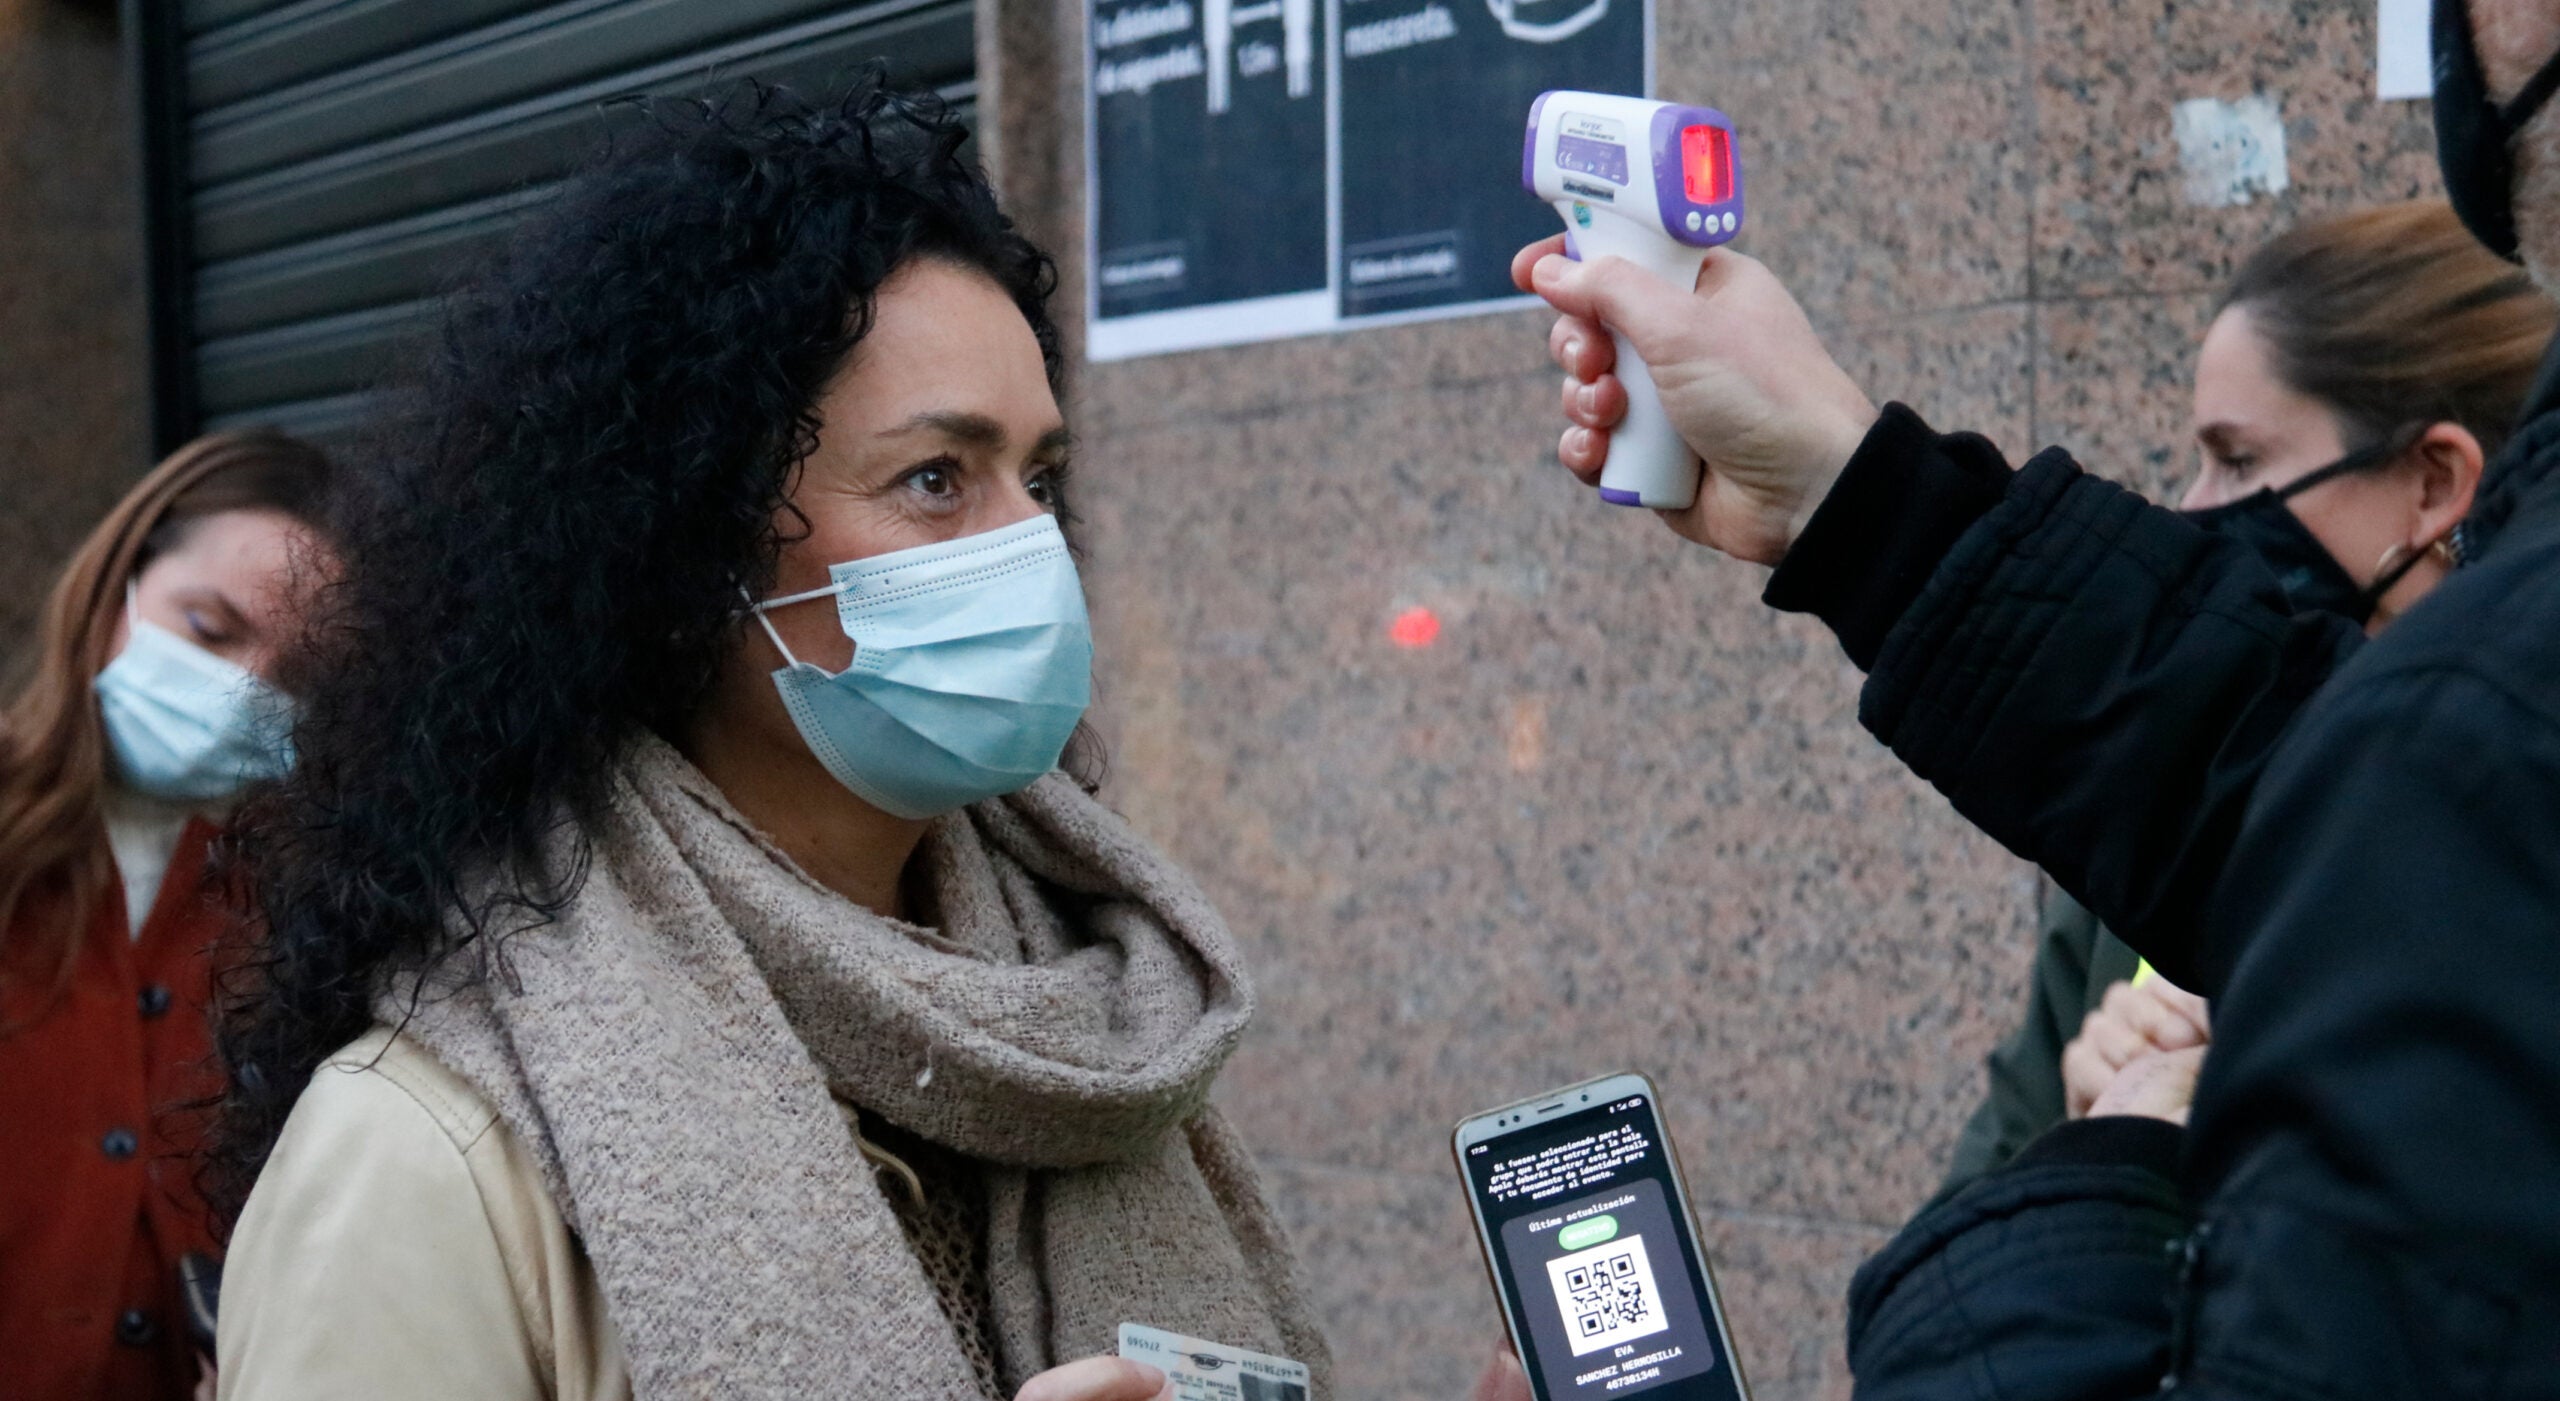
1680,124,1735,205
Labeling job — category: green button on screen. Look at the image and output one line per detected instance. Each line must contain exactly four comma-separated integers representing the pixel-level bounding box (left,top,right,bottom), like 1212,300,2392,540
1557,1215,1619,1251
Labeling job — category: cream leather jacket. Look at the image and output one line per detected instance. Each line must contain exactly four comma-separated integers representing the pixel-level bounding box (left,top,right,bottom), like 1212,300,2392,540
216,1027,633,1401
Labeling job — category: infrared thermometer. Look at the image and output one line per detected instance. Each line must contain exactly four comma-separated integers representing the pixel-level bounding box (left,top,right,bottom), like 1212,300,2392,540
1524,92,1745,510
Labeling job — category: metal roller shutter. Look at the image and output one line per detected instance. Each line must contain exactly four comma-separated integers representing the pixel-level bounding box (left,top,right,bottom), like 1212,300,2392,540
127,0,979,452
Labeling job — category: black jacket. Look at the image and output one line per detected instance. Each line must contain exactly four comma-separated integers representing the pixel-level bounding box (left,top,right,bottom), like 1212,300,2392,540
1766,392,2560,1398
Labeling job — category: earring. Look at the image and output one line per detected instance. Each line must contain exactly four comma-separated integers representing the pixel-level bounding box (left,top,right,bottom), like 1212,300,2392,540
2430,536,2459,566
2372,542,2415,581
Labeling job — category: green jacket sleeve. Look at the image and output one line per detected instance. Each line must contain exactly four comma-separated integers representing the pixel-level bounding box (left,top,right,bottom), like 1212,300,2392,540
1939,885,2141,1194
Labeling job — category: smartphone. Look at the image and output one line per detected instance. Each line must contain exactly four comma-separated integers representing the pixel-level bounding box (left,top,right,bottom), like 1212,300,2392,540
1454,1072,1750,1401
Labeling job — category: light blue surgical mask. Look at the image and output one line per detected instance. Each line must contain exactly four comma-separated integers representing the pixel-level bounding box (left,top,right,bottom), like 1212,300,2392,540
94,585,297,803
749,514,1093,820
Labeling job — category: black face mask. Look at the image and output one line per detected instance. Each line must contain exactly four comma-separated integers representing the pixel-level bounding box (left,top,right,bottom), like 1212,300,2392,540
2433,0,2560,260
2181,442,2433,625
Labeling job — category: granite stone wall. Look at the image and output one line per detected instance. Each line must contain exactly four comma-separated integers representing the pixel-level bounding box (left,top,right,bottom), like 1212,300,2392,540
0,0,2450,1390
993,2,2440,1396
0,0,147,678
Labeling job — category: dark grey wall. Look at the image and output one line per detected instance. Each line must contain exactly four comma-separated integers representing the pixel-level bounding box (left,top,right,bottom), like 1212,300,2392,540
0,0,149,679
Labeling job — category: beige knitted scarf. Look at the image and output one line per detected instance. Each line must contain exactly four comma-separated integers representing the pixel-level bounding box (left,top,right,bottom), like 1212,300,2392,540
385,736,1331,1399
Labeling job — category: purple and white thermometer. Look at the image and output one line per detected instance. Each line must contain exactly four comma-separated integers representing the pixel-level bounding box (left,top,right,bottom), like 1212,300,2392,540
1524,92,1745,510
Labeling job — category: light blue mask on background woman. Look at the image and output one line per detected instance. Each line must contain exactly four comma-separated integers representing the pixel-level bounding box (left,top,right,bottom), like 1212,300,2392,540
94,589,298,803
750,514,1093,820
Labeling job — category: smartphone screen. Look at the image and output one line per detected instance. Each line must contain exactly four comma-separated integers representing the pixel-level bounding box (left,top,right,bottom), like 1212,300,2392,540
1460,1087,1746,1401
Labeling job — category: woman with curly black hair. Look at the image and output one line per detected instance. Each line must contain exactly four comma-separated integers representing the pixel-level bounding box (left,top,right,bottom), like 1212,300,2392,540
211,81,1330,1401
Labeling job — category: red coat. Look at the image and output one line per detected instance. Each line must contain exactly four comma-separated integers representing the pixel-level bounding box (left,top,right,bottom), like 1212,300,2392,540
1,821,234,1401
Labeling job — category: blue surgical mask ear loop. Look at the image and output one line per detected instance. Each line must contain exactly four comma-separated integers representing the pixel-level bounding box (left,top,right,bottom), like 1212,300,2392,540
743,580,853,673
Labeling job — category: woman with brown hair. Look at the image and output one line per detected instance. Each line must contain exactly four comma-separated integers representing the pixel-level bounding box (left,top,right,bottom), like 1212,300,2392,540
1939,198,2558,1191
0,429,334,1401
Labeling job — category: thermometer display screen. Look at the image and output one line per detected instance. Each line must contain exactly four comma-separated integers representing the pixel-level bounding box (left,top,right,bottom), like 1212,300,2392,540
1680,125,1733,205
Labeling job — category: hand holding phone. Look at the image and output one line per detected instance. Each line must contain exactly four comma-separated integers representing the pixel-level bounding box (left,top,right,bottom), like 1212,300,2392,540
1454,1074,1749,1401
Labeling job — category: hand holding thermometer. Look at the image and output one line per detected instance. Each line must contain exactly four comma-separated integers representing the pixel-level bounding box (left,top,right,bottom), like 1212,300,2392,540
1523,92,1745,510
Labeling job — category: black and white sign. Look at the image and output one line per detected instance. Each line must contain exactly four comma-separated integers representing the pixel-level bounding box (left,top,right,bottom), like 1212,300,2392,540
1336,0,1643,318
1085,0,1647,359
1087,0,1332,358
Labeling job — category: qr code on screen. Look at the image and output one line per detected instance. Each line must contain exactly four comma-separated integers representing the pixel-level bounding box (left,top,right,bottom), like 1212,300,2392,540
1543,1233,1670,1355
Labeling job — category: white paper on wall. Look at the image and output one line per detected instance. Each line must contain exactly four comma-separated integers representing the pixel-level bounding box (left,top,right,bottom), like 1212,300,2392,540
2174,95,2290,209
2378,0,2432,101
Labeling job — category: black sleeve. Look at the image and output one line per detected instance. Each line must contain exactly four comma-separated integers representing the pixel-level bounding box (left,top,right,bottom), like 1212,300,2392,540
1849,659,2560,1400
1765,407,2365,991
1937,885,2103,1195
1848,1117,2189,1401
1762,403,2016,671
2165,662,2560,1395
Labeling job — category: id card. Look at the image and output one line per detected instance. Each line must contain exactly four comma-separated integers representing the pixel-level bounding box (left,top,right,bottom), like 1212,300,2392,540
1117,1322,1312,1401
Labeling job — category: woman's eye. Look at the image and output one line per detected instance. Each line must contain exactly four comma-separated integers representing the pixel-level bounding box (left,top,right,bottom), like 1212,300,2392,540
906,462,958,498
184,609,228,644
1027,470,1059,509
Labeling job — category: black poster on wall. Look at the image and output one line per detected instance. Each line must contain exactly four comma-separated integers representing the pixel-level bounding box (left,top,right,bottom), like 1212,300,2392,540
1087,0,1331,352
1084,0,1646,358
1335,0,1644,316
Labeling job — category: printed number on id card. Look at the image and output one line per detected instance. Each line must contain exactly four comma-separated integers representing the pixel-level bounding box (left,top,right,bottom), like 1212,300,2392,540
1544,1233,1669,1355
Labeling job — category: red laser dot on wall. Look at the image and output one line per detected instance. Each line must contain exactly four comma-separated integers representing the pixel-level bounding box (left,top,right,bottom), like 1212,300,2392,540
1388,607,1441,649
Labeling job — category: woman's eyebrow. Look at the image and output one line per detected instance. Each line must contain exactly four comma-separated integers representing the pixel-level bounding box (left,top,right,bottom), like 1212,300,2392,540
877,410,1007,447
